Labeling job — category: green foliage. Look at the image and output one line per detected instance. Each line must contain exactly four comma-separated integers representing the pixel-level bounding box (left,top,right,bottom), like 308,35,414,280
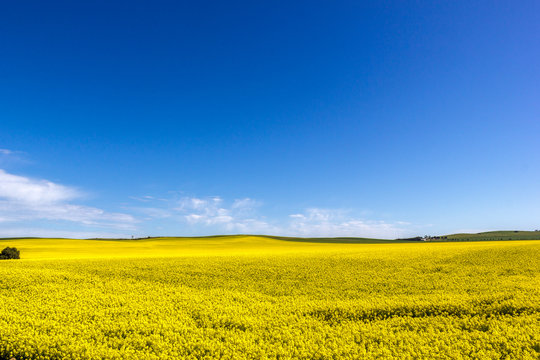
0,247,20,260
0,241,538,359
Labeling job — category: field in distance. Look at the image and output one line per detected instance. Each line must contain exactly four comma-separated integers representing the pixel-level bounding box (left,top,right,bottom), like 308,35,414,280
2,231,540,260
444,230,540,241
0,236,538,359
0,235,396,260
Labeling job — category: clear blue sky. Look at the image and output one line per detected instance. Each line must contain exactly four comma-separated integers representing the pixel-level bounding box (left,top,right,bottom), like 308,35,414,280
1,1,539,238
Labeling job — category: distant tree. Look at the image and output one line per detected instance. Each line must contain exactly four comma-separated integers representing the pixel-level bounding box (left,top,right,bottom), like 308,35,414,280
0,247,20,260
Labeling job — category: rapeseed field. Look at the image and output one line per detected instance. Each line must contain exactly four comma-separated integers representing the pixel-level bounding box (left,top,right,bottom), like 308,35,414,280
0,237,538,359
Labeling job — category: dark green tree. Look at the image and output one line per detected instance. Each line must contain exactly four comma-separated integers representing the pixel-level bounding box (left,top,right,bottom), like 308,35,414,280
0,247,20,260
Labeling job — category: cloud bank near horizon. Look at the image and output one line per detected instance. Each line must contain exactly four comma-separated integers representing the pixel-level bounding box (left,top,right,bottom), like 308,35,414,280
129,194,412,239
0,169,136,237
0,167,412,239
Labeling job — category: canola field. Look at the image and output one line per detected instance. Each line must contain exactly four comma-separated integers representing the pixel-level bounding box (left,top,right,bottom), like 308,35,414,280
0,236,538,359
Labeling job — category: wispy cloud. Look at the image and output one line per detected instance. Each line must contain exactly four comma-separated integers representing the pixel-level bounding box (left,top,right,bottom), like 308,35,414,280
0,149,31,166
4,164,414,239
0,228,131,239
130,193,412,238
286,208,408,238
129,195,168,202
0,169,136,232
130,207,173,219
174,196,277,233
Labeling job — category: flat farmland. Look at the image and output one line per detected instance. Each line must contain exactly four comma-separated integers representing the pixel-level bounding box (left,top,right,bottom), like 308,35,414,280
0,237,538,359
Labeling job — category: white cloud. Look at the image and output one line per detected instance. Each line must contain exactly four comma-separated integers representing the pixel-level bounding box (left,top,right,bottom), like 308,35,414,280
0,169,136,232
285,208,408,239
155,195,410,238
231,198,259,209
0,149,12,155
4,167,414,239
176,196,238,226
0,169,80,204
172,196,276,233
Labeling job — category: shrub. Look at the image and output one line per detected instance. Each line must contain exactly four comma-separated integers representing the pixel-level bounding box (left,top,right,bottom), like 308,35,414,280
0,247,20,260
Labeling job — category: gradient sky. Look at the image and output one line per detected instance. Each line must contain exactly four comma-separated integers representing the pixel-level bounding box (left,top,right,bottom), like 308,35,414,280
1,1,539,238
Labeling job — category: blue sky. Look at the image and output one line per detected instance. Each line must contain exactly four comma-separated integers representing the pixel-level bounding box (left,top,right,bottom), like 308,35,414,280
1,1,539,238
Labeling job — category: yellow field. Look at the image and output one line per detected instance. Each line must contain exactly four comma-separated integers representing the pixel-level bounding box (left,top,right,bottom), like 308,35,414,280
0,237,538,359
